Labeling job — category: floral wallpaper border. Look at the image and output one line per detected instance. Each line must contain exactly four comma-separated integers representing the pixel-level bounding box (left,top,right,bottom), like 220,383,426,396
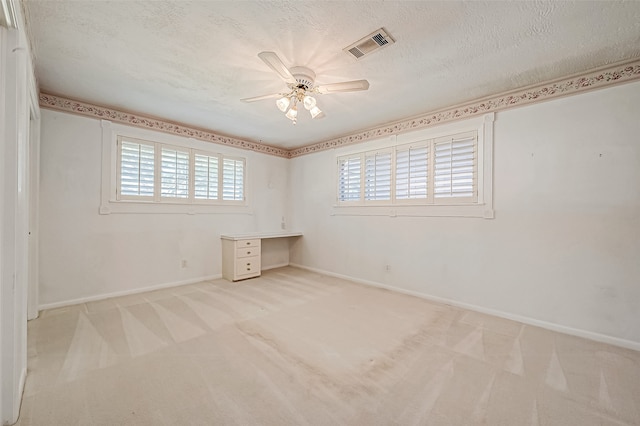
38,93,290,158
39,58,640,159
289,59,640,157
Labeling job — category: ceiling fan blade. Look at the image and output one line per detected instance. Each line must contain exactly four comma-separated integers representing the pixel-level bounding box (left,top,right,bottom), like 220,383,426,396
241,93,283,103
257,51,297,85
315,79,370,94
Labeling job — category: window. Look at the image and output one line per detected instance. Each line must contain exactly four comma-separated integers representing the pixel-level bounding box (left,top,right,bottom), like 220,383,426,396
194,153,219,200
337,130,477,205
115,136,245,205
332,108,499,221
222,158,245,201
118,140,155,199
395,144,428,200
161,147,189,199
364,150,392,201
433,134,476,200
338,155,361,202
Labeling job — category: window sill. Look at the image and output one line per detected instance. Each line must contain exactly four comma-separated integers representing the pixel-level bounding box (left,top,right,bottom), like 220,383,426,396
99,200,253,215
331,204,494,219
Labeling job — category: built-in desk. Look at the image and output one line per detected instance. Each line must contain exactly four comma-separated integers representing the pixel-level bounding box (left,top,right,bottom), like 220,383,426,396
220,231,302,281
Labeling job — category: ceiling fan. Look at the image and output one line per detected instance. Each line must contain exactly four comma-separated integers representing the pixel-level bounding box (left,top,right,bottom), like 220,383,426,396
241,51,370,124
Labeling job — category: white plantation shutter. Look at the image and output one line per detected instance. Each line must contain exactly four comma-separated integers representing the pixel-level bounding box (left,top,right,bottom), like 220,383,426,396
194,153,219,200
161,147,190,198
222,158,244,201
364,151,392,201
434,132,477,201
119,140,154,198
115,136,247,206
334,123,488,212
338,156,362,202
396,145,428,200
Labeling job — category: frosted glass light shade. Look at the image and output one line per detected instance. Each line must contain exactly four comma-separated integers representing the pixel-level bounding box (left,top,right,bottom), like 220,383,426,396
303,95,316,110
276,97,290,112
310,106,322,119
285,104,298,120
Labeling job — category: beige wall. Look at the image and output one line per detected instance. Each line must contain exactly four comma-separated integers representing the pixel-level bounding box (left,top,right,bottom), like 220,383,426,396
289,81,640,349
37,80,640,351
38,109,291,308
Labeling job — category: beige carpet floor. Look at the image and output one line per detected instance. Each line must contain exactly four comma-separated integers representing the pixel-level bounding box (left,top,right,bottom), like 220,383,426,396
16,267,640,425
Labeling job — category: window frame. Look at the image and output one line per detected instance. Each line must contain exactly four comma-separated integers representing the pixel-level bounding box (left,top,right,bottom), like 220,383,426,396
333,113,494,219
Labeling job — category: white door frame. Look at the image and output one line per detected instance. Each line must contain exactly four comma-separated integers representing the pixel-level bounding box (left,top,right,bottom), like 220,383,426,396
27,77,40,321
0,0,39,422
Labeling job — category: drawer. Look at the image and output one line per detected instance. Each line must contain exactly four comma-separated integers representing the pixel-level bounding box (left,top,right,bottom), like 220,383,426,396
236,239,260,248
235,256,260,276
236,246,259,258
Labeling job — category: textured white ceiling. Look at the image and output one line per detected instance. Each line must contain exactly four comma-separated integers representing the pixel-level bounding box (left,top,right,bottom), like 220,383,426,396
23,1,640,149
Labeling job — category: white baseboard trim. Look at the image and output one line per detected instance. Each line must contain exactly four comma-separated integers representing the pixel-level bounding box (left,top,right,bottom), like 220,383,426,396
262,262,291,272
289,263,640,352
38,274,223,311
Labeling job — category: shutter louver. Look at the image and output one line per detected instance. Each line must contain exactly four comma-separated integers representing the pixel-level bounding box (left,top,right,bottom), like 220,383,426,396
365,152,391,201
396,145,428,199
222,158,244,201
434,135,476,200
338,157,361,201
161,148,190,198
120,141,154,197
194,154,219,200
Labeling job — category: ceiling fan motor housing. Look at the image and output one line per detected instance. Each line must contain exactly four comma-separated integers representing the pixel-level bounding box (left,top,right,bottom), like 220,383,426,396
289,66,316,90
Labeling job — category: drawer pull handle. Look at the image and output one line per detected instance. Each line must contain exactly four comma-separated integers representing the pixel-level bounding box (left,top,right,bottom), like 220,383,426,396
246,242,251,245
246,268,250,271
247,251,251,254
246,263,251,266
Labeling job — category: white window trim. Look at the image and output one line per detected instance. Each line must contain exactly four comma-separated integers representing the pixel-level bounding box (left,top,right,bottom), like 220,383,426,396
100,120,252,215
332,113,494,219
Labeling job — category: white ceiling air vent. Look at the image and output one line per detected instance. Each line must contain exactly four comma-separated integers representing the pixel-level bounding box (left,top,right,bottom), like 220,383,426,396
344,28,395,60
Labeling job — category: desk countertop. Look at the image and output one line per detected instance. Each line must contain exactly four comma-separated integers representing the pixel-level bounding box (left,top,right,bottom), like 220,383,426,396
220,231,303,241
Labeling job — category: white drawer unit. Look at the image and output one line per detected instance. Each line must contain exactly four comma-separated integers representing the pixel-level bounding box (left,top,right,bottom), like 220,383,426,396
220,231,303,282
222,238,261,281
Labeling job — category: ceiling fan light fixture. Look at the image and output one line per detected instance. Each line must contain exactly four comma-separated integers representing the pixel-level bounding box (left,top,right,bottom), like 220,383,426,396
276,96,290,112
285,104,298,121
303,95,316,110
244,51,370,124
310,106,322,119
